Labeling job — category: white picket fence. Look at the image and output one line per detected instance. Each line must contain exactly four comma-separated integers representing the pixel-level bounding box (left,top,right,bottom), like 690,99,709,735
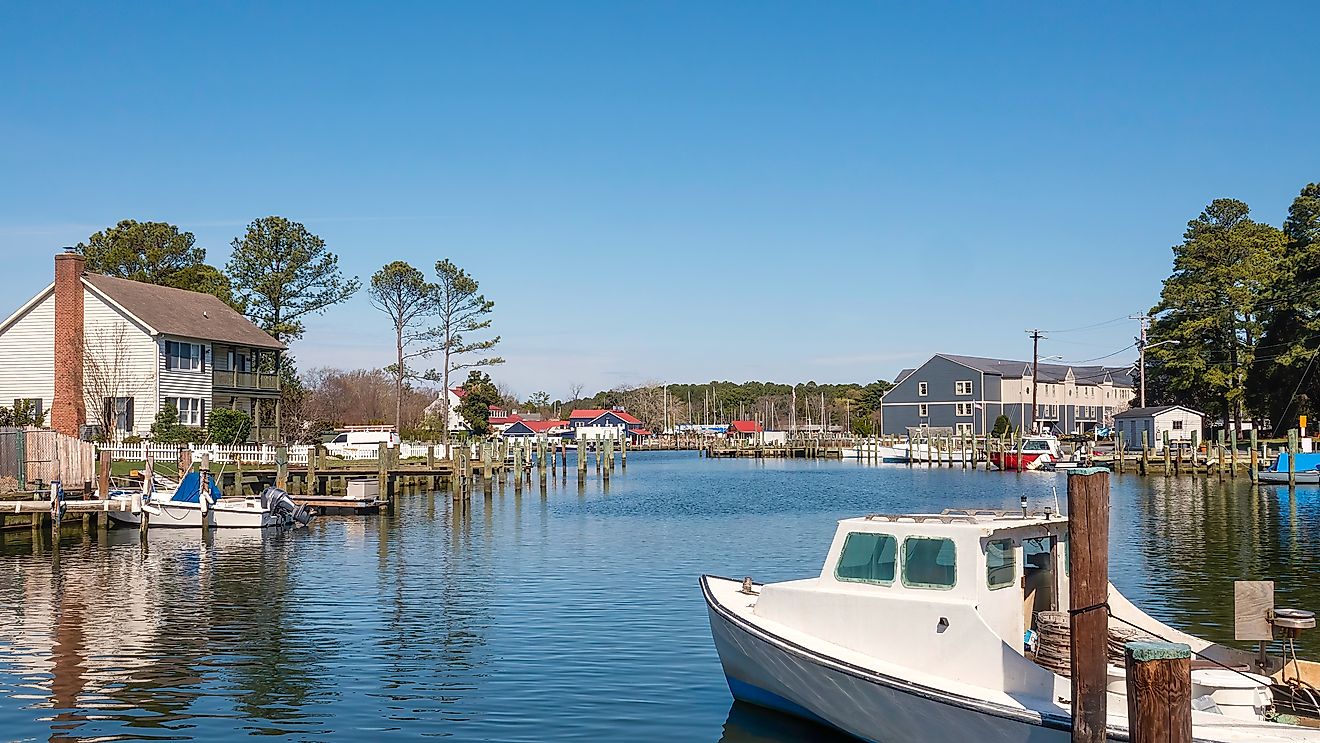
101,442,451,465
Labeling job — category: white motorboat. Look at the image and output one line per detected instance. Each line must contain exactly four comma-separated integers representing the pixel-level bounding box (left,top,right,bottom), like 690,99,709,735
866,442,976,463
106,471,310,529
703,509,1320,741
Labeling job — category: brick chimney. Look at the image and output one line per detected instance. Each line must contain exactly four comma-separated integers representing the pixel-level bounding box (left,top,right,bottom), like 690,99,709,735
51,252,86,436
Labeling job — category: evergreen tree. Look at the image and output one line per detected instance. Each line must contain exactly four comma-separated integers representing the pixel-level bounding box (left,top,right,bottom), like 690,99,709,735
77,219,233,305
1145,198,1286,432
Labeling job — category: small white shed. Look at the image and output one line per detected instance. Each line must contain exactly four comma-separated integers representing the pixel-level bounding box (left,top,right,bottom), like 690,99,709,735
1113,405,1204,451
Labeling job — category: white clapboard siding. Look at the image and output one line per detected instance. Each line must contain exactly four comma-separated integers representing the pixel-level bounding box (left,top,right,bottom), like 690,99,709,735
158,335,214,428
83,287,160,436
0,286,56,415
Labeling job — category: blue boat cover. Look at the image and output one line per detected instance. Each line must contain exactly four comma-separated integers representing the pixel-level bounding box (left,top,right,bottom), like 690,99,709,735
1273,452,1320,473
169,472,221,503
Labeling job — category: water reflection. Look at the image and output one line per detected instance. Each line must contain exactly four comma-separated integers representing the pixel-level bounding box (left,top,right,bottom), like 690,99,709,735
5,457,1320,741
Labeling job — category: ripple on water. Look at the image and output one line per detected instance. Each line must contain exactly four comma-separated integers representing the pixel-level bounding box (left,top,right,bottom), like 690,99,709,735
3,452,1319,741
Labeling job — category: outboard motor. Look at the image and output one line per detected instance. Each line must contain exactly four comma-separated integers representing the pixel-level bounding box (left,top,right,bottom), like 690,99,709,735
260,486,313,526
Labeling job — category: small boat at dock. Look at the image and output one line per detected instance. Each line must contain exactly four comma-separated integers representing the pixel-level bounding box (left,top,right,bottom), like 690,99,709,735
1259,452,1320,485
106,472,311,529
991,434,1062,471
702,509,1320,741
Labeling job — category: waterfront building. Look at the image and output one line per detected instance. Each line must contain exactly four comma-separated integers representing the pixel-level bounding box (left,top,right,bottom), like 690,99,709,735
422,387,470,432
726,420,763,439
0,253,284,441
1112,405,1204,451
881,354,1134,436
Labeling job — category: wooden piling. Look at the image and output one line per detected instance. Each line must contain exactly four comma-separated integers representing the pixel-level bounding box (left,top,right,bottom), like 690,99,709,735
1230,429,1239,475
1289,429,1298,488
275,446,289,490
377,442,388,497
97,449,111,500
304,447,315,496
1116,431,1124,474
1189,431,1198,476
1140,431,1149,476
1124,641,1191,743
200,453,211,535
1162,431,1171,477
1067,468,1110,743
1249,430,1259,483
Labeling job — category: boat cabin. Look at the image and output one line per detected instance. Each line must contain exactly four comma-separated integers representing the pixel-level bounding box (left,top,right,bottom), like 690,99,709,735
817,510,1071,654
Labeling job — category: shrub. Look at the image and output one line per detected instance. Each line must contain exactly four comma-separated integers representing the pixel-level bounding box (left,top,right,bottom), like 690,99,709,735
208,408,252,444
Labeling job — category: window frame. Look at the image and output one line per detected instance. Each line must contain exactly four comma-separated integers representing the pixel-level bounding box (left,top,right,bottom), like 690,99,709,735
985,538,1016,590
955,380,973,395
833,532,898,586
165,340,204,372
901,536,957,590
917,381,928,397
166,396,205,427
1172,419,1184,430
955,402,973,417
918,403,929,417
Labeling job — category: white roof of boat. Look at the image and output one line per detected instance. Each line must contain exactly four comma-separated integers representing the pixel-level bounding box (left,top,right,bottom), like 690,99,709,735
841,509,1066,530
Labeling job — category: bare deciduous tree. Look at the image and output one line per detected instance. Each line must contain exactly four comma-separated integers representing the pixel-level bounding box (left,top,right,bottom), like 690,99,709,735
83,325,150,441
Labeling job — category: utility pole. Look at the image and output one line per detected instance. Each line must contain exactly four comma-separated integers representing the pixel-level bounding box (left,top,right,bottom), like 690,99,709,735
1027,329,1045,433
1130,314,1150,408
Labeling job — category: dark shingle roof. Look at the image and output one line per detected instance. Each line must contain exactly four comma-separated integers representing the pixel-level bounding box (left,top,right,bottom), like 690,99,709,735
84,273,285,350
936,354,1133,387
1113,405,1200,418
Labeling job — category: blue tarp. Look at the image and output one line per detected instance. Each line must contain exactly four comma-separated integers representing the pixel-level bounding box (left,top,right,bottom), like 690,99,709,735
1273,452,1320,473
170,471,221,503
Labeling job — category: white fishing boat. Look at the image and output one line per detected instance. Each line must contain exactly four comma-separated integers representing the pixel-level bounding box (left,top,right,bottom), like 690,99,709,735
862,442,976,463
106,471,310,529
702,509,1320,741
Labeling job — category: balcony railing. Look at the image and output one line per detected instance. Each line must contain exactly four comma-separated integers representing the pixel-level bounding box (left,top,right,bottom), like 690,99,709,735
213,369,280,391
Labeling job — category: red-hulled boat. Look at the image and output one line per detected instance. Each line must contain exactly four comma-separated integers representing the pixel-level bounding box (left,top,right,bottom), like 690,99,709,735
990,434,1062,471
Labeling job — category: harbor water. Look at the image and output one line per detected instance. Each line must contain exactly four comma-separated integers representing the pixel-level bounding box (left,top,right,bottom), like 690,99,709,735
3,451,1320,741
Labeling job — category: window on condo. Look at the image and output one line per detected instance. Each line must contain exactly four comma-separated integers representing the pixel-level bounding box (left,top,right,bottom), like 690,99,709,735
955,403,973,416
918,381,928,397
955,380,972,395
919,404,929,417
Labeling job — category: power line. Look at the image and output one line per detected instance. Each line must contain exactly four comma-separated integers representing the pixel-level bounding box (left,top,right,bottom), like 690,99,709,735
1041,315,1131,334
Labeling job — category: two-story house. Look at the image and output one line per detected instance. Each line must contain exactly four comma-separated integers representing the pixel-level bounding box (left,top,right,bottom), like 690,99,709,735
0,253,285,442
880,353,1134,436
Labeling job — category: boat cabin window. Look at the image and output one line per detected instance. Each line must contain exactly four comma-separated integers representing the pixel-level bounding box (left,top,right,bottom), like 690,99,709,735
985,538,1015,590
902,537,956,589
835,533,897,585
1022,439,1052,452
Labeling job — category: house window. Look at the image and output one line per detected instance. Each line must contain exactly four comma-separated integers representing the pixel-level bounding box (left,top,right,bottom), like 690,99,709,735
13,398,43,421
918,403,929,417
955,380,972,395
834,532,897,585
1172,420,1184,430
166,396,206,426
903,536,956,589
986,538,1015,590
917,381,928,397
165,341,204,371
955,423,974,435
955,402,973,416
104,397,134,431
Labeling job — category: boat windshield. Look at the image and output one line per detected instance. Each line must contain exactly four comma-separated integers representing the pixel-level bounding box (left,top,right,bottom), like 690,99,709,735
1022,439,1052,452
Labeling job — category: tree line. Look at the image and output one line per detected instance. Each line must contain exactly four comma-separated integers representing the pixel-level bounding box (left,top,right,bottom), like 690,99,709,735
1145,182,1320,434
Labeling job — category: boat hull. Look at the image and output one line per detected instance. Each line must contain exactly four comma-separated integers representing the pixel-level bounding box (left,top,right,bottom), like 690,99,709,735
991,452,1052,471
106,499,291,528
1259,470,1320,485
702,576,1074,743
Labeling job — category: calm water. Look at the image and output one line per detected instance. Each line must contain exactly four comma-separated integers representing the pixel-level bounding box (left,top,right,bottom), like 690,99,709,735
3,452,1320,742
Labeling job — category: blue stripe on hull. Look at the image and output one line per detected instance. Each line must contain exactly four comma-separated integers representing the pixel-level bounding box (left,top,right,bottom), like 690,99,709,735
726,675,866,739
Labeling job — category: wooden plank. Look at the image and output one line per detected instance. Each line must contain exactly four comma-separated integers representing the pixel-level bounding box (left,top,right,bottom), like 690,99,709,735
1067,468,1110,743
1234,580,1274,641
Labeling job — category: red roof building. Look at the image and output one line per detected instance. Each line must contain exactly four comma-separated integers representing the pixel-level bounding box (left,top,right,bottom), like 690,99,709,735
728,420,764,435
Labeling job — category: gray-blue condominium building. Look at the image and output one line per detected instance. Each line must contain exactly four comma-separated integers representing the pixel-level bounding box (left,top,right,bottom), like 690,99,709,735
880,354,1135,436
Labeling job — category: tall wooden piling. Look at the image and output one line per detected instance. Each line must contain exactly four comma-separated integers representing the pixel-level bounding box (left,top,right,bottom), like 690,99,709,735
1289,429,1299,488
1249,430,1259,483
98,449,111,500
1162,431,1172,477
377,442,389,498
1140,432,1149,476
1116,431,1124,474
199,453,211,535
1124,642,1191,743
276,446,289,490
1067,468,1110,743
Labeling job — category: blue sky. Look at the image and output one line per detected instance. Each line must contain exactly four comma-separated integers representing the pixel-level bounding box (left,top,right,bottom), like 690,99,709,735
2,2,1317,400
